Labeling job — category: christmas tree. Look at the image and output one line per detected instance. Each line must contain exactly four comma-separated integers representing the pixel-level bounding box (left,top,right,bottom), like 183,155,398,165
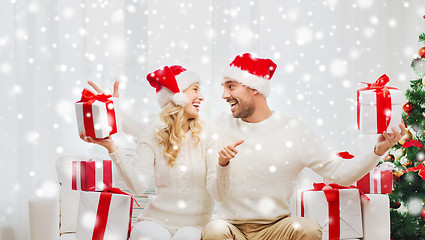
383,16,425,240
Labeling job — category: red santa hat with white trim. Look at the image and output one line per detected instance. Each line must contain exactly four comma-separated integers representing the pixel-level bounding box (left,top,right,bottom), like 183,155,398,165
223,53,277,97
146,65,201,108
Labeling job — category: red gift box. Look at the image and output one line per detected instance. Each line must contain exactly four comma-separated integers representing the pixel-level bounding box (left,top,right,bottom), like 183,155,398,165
75,89,119,139
72,160,113,191
355,165,393,194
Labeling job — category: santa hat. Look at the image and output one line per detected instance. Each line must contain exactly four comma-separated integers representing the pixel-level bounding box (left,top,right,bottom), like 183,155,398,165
146,65,201,108
223,53,277,97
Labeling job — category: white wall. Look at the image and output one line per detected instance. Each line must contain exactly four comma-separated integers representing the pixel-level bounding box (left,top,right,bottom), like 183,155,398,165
1,0,423,239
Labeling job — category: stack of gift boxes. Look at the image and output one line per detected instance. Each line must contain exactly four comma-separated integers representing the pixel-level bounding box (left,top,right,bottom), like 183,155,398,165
299,165,393,240
299,74,400,240
73,89,136,240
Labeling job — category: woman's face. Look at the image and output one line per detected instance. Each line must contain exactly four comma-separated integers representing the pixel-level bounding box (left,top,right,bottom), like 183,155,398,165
183,82,204,119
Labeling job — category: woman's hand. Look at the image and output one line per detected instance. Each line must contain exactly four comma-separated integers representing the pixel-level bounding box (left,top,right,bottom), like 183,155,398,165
88,80,120,98
80,133,118,153
79,81,120,153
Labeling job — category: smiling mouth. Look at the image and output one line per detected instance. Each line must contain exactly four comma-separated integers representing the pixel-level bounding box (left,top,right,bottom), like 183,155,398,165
227,99,238,112
192,102,200,111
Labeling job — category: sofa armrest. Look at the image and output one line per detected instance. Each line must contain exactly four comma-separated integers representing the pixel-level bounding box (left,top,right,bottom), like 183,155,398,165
28,181,60,240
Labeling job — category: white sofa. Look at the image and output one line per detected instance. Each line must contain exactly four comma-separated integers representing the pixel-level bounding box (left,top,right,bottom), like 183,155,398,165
28,155,391,240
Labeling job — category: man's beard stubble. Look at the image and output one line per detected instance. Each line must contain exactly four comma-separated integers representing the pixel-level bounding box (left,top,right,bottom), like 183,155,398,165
230,97,255,119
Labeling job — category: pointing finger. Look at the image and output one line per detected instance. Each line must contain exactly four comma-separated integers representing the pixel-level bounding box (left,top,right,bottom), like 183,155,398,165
232,139,244,148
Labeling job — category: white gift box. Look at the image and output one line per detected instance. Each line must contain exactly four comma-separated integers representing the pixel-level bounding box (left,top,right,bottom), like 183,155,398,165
300,188,363,240
76,191,132,240
361,194,390,240
358,88,403,134
75,92,121,139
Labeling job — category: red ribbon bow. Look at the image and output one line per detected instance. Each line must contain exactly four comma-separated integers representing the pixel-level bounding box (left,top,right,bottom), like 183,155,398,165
360,74,390,89
78,89,113,103
312,183,369,200
357,74,397,134
407,163,425,180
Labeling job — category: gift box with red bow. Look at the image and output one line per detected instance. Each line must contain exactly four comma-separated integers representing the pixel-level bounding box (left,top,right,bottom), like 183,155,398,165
357,74,403,134
75,188,138,240
75,89,120,139
355,163,393,194
300,183,365,240
72,160,113,191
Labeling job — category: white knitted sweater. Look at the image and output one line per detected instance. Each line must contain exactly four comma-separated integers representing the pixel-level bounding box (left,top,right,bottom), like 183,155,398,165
109,122,230,232
214,112,381,224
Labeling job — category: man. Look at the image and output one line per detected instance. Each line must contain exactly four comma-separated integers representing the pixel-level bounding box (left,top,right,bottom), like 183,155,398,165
200,53,405,240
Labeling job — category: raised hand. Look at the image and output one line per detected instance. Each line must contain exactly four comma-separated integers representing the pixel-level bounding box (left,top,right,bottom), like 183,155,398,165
219,139,244,166
88,80,120,98
80,133,118,153
374,123,406,156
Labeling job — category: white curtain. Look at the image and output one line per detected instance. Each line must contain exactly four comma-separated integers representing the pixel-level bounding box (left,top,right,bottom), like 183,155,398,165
1,0,423,239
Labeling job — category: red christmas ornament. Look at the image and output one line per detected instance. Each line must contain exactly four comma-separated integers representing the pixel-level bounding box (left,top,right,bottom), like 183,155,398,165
421,209,425,220
403,102,414,115
420,47,425,58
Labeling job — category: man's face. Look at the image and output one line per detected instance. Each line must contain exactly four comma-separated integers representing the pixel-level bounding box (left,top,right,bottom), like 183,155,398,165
222,77,255,119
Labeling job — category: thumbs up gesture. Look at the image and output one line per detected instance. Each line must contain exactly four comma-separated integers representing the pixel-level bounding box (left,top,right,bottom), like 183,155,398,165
219,139,244,167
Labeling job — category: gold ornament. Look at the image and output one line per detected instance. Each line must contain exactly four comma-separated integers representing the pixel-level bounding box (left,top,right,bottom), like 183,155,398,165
423,76,425,87
398,129,413,145
393,169,405,177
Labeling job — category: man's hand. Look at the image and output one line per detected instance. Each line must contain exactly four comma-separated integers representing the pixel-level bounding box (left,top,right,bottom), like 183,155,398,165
374,123,406,156
88,80,119,98
80,133,118,153
218,140,244,166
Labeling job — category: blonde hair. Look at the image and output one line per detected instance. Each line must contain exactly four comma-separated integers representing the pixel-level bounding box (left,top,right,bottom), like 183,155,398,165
155,101,202,166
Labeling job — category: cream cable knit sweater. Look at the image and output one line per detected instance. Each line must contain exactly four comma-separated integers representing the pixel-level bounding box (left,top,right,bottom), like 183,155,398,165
214,111,381,224
109,120,230,232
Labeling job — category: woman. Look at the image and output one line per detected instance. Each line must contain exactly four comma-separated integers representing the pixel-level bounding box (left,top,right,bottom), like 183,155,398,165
80,65,242,240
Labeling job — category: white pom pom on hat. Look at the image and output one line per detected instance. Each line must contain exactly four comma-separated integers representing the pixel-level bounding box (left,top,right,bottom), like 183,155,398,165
223,53,277,97
146,65,201,108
